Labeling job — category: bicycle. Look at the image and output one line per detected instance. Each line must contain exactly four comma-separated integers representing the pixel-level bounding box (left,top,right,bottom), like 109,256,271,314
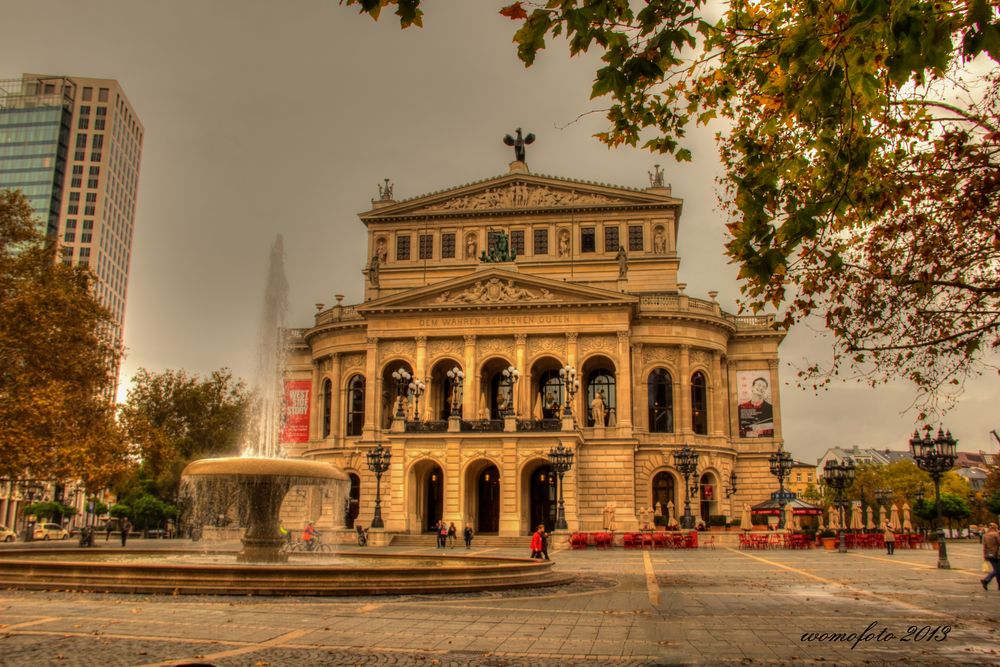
285,534,333,553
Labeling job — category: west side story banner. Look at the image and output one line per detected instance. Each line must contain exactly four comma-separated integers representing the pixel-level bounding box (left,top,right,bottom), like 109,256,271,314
280,380,311,443
736,370,774,438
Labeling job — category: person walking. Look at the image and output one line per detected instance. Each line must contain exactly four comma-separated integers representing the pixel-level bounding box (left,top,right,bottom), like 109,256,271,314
437,520,448,548
530,525,544,559
883,524,896,555
540,525,551,561
105,521,112,543
447,522,457,548
463,523,474,549
980,522,1000,590
120,518,131,547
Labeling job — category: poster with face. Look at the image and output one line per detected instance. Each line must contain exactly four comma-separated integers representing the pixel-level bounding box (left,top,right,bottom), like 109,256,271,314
736,371,774,438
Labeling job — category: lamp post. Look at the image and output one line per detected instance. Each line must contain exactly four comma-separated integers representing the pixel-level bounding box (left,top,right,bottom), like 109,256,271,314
874,488,891,528
822,459,855,553
391,367,412,419
910,426,957,569
914,487,925,536
17,480,45,542
501,365,521,417
558,365,579,418
724,470,738,498
548,444,575,530
365,443,391,529
446,366,464,417
768,448,794,529
407,377,426,421
673,445,699,529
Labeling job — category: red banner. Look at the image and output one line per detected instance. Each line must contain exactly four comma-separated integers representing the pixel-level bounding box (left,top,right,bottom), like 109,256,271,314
280,380,311,443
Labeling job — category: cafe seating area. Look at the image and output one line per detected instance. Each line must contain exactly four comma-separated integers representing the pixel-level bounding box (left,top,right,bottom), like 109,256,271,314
568,530,699,549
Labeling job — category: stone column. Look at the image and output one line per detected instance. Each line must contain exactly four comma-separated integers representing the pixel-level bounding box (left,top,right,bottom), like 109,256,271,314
566,332,578,416
679,344,692,435
310,358,322,441
415,336,428,420
727,360,739,437
711,350,724,436
631,342,644,432
463,334,476,418
616,330,632,431
330,353,341,443
514,333,527,417
362,336,379,441
769,359,783,441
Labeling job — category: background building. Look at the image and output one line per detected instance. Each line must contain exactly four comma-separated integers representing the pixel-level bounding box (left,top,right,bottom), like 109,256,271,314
278,153,788,536
0,73,143,390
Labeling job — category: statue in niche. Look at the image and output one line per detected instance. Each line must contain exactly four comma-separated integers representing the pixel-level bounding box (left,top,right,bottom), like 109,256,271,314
616,246,628,278
591,390,607,426
653,229,666,255
465,234,477,259
558,230,570,257
368,237,387,287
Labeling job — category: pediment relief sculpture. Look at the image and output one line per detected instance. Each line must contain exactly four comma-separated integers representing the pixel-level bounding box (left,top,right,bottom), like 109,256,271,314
434,278,557,305
425,183,624,211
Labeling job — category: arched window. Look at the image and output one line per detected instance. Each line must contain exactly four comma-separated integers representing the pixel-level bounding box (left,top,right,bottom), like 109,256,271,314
652,472,675,519
647,368,673,433
322,379,332,438
537,369,564,419
691,371,708,435
346,375,365,437
585,367,616,427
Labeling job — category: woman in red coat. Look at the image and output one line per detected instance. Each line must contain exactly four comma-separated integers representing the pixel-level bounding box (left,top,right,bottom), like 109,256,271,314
530,525,544,559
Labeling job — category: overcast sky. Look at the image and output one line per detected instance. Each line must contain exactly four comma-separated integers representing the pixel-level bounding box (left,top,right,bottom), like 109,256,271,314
3,0,996,463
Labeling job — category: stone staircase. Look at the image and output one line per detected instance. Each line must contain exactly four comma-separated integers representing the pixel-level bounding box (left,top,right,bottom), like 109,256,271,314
389,534,532,549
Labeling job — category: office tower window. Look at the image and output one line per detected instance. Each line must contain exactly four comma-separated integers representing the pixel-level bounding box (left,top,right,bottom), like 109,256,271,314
81,220,93,243
419,234,433,260
94,119,105,130
76,135,87,148
98,88,109,102
628,225,644,251
78,116,88,130
92,135,103,150
96,107,106,116
78,247,90,266
75,151,85,161
441,233,455,259
62,247,73,265
604,226,619,253
82,87,93,101
581,228,596,252
511,230,525,255
396,234,410,261
90,152,101,162
71,176,82,188
87,178,98,189
64,227,76,243
533,228,548,255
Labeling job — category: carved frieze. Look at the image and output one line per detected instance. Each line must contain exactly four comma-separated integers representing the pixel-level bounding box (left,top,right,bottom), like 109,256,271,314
477,337,509,357
382,340,414,360
578,335,616,355
528,335,563,358
642,345,679,368
425,183,624,211
341,353,365,371
463,449,502,464
434,277,555,305
690,348,711,369
427,338,463,360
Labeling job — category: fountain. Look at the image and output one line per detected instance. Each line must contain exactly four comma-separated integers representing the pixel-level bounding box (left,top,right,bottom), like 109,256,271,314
0,236,572,595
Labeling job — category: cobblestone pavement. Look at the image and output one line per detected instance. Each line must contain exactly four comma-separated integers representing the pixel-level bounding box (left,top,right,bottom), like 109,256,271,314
1,540,997,665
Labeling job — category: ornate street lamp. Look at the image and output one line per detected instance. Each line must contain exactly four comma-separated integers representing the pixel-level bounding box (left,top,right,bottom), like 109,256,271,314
391,367,412,419
501,365,521,417
768,448,794,529
446,366,464,417
913,486,925,535
673,445,700,529
407,377,426,421
910,426,958,569
365,443,392,529
17,480,46,542
822,459,855,553
548,444,575,530
724,470,738,499
558,365,579,417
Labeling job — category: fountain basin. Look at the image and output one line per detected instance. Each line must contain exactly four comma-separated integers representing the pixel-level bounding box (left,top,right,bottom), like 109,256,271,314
0,549,572,596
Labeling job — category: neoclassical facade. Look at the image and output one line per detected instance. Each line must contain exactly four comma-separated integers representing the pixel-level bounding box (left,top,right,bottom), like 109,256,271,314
281,160,785,535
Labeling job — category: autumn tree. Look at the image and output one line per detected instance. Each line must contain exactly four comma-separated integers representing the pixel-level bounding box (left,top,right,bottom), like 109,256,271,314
343,0,1000,415
0,189,129,490
118,368,250,501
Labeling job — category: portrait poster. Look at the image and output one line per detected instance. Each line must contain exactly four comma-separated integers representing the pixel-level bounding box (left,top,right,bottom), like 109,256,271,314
279,380,311,443
736,370,774,438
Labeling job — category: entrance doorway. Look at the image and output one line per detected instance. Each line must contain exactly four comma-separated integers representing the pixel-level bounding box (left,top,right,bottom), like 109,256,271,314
425,466,443,531
529,465,556,532
346,473,360,528
477,465,500,533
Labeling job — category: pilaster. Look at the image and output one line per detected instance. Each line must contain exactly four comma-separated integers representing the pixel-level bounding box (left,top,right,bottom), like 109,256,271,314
362,336,379,441
679,344,692,436
330,353,341,444
463,334,476,417
616,330,633,431
415,336,428,420
514,333,527,416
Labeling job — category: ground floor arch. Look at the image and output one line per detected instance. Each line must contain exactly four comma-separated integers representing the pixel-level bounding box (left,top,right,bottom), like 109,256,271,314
523,461,557,533
464,458,501,533
407,459,444,533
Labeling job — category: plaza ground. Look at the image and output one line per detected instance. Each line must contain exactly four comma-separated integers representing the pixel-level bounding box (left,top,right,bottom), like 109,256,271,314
0,539,996,666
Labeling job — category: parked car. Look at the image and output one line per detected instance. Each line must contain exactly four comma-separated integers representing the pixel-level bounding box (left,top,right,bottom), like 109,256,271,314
33,523,70,540
0,525,16,542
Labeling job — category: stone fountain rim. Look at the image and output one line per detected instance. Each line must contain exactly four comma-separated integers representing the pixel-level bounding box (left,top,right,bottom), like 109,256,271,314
181,456,349,481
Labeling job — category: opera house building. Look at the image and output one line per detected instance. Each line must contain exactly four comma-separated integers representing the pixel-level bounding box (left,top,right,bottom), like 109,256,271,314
280,156,785,537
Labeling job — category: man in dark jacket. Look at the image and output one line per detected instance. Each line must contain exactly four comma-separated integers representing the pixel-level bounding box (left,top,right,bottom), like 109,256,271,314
981,523,1000,590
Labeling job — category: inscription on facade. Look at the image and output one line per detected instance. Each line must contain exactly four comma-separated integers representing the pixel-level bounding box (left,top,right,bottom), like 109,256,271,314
418,313,572,328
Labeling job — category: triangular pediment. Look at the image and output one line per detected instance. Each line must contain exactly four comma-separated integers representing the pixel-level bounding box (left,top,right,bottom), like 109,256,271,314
356,268,638,314
361,172,681,221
